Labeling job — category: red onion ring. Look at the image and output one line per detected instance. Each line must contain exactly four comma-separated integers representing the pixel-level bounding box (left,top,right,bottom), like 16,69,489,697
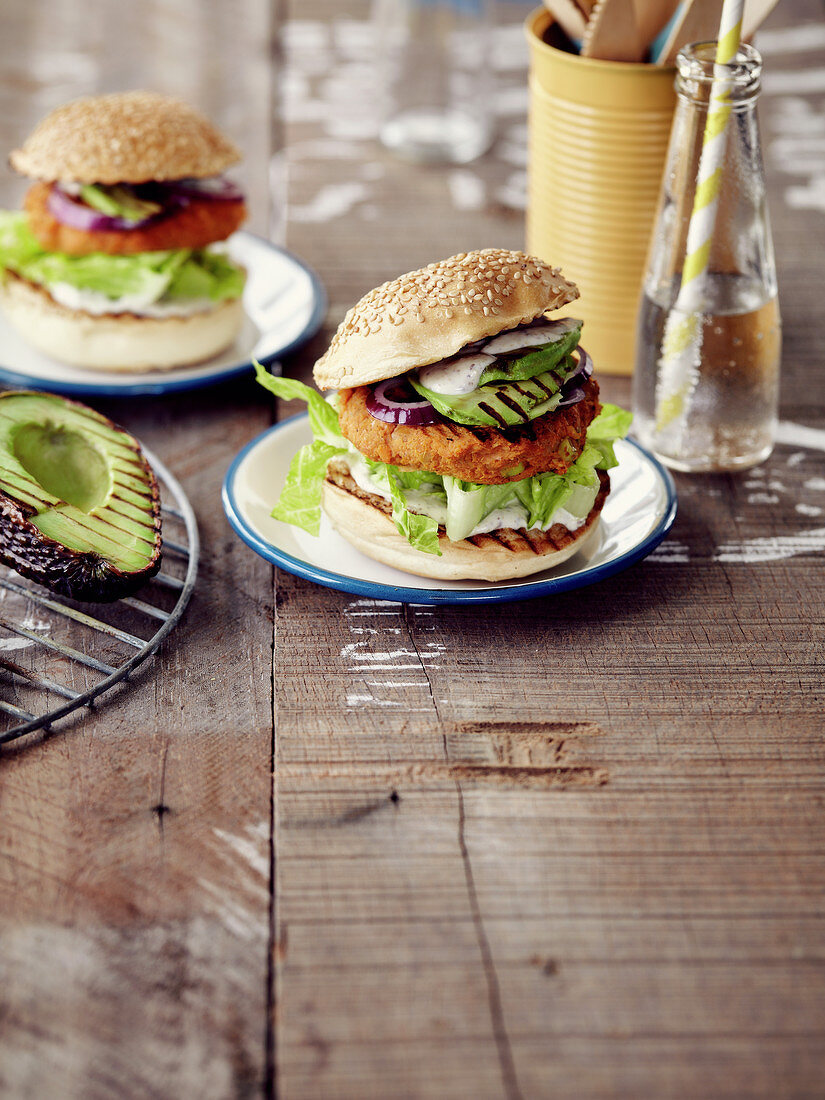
554,348,592,407
47,185,159,232
366,378,440,426
163,177,244,202
564,345,593,384
556,386,586,408
47,176,244,233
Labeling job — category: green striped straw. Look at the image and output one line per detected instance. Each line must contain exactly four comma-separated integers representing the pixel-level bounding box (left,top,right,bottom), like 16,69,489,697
654,0,746,439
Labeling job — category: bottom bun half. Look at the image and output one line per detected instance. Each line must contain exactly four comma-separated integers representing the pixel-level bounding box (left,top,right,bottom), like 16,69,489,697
0,274,243,372
321,466,609,582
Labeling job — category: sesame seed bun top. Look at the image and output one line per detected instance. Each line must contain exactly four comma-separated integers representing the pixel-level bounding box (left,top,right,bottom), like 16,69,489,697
313,249,580,391
9,91,242,184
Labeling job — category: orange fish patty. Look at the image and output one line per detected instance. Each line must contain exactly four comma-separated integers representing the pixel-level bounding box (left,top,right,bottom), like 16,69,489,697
24,181,246,256
337,377,601,485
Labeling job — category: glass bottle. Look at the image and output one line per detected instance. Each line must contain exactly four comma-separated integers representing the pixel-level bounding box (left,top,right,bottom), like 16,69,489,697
632,42,781,472
374,0,494,165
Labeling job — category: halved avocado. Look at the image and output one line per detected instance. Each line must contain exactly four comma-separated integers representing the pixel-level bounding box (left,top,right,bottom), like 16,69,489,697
0,391,162,601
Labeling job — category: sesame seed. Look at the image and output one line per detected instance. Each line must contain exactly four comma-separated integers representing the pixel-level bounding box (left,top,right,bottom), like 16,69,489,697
9,90,241,184
312,248,579,388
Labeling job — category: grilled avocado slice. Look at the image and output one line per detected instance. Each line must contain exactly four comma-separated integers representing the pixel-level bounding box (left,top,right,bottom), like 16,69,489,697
0,391,161,601
411,357,579,429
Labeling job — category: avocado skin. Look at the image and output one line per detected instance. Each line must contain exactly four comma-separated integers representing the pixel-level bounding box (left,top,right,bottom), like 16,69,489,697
0,393,162,603
0,482,161,602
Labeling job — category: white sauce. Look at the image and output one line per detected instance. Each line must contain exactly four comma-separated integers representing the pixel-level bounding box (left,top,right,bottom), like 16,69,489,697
344,453,583,537
483,317,581,354
472,505,583,536
414,317,583,395
417,352,494,395
48,282,217,318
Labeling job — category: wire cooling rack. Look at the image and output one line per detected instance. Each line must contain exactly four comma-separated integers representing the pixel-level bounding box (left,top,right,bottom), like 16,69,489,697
0,448,198,747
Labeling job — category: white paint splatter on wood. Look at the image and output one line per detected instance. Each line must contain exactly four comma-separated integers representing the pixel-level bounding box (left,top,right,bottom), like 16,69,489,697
648,540,691,563
448,171,485,211
776,422,825,452
199,878,267,942
755,24,825,54
290,181,369,223
764,69,825,96
213,827,269,880
714,527,825,563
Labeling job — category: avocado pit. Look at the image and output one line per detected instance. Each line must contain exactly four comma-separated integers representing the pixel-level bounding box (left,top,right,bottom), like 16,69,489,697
13,422,110,513
0,391,162,601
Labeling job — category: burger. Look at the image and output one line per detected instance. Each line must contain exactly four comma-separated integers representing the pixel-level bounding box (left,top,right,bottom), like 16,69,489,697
255,249,631,582
0,90,247,371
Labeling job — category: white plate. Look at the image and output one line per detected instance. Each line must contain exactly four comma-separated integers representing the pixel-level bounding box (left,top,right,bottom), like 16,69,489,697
222,414,678,605
0,231,326,396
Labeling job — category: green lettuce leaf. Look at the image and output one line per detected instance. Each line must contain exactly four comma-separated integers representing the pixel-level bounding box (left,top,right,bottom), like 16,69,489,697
386,470,441,556
165,249,244,301
584,403,634,469
254,362,343,446
0,211,43,266
272,439,345,535
253,363,349,534
440,478,515,542
512,471,575,531
0,211,244,303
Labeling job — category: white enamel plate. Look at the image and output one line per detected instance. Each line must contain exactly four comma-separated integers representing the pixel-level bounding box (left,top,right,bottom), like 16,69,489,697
223,414,678,606
0,232,326,397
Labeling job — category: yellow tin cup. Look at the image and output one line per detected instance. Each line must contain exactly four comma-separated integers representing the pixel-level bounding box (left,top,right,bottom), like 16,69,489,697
525,9,677,375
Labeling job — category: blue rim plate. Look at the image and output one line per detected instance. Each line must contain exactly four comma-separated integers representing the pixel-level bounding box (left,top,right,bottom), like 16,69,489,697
0,232,326,397
222,414,678,605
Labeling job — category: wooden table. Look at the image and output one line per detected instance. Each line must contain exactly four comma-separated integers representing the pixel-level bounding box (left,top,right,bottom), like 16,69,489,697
1,1,824,1097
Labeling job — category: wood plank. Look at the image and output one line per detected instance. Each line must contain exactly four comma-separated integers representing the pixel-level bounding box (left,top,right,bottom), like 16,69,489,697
274,3,825,1099
280,1035,824,1100
281,914,825,964
0,2,277,1097
0,398,276,1096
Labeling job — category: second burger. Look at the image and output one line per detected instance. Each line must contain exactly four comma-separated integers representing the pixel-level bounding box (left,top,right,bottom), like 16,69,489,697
0,91,247,372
